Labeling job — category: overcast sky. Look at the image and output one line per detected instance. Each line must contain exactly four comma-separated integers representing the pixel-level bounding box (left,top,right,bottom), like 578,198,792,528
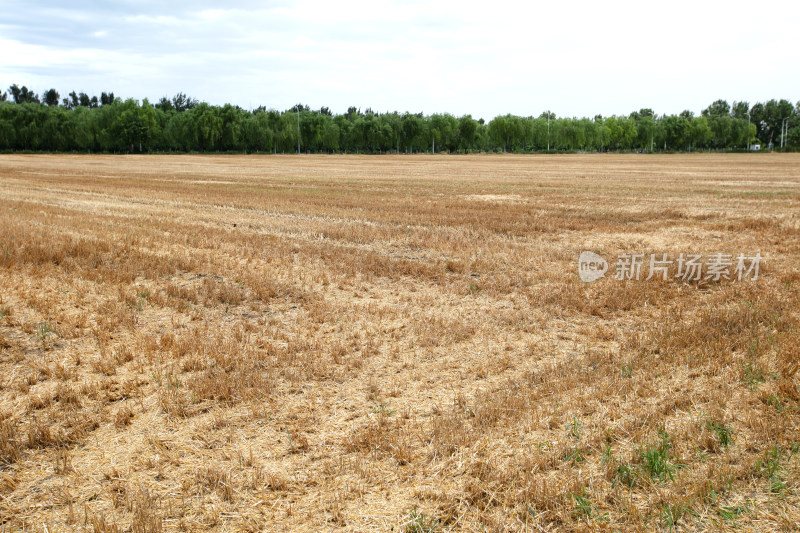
1,0,798,120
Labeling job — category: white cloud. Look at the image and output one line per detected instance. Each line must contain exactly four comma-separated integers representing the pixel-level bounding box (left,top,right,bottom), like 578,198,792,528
1,0,798,117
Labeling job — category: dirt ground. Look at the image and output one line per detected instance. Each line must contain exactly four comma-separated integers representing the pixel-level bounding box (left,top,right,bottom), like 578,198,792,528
0,153,799,532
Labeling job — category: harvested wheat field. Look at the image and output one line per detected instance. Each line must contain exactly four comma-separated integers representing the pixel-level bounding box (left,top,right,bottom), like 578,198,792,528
1,153,800,532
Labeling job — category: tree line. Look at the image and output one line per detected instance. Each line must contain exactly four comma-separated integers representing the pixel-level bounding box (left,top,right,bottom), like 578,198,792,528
1,84,797,153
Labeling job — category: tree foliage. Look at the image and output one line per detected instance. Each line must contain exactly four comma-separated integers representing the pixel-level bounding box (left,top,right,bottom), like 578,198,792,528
0,85,797,153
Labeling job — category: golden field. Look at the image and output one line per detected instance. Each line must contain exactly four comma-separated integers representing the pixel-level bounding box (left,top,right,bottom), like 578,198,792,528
0,153,799,532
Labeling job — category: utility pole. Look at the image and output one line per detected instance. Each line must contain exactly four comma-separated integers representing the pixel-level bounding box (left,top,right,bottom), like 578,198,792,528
781,117,789,149
650,112,655,152
547,116,550,152
297,108,300,154
746,112,751,151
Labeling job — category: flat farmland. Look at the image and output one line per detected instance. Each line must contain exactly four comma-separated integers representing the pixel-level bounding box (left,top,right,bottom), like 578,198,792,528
1,153,799,532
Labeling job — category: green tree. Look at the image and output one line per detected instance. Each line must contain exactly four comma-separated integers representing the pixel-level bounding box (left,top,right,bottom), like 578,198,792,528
40,106,67,150
156,97,174,113
633,109,656,151
92,100,121,151
488,114,525,152
559,118,585,151
78,92,93,108
274,111,298,153
8,84,39,104
0,102,16,148
115,100,148,152
219,104,246,151
603,116,636,150
457,115,479,152
731,101,749,120
43,89,60,107
11,103,48,149
321,117,340,152
689,117,711,150
702,99,730,118
242,110,274,152
65,106,95,151
760,99,795,148
188,103,222,152
109,99,158,152
171,93,198,112
379,112,402,153
706,114,732,149
401,113,424,153
62,91,79,109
